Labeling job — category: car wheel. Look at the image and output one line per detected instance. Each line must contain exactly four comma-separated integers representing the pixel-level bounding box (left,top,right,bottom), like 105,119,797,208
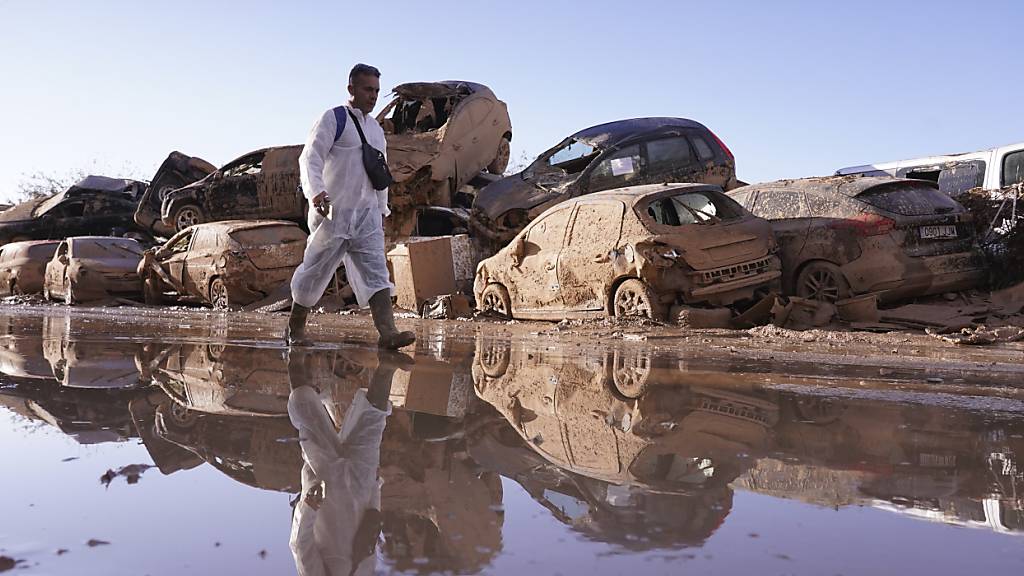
208,277,230,310
479,283,511,319
611,349,651,399
173,204,204,233
795,261,850,303
613,279,663,320
487,137,511,175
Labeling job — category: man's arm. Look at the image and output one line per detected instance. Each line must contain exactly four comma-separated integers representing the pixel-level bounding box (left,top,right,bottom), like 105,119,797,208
299,110,336,215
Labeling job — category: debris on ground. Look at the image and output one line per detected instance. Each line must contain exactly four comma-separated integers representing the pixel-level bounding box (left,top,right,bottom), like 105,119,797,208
672,305,733,329
100,464,154,487
927,325,1024,346
421,294,473,320
879,303,990,332
959,184,1023,286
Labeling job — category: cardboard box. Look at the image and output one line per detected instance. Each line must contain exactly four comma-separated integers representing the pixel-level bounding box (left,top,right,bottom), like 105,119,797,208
387,237,457,313
389,356,472,417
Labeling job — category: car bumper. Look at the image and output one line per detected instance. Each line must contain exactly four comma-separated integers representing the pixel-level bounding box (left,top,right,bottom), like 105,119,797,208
872,250,987,301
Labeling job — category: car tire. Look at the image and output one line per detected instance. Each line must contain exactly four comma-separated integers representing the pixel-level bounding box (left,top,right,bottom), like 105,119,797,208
479,283,512,319
173,204,204,233
612,279,664,320
487,138,511,175
611,349,651,399
208,277,230,310
795,261,850,303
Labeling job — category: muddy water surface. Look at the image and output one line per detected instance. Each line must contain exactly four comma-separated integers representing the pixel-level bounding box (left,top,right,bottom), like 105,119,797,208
1,306,1023,575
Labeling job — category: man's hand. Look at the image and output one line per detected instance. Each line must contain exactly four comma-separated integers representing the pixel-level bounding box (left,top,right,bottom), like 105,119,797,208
312,191,330,217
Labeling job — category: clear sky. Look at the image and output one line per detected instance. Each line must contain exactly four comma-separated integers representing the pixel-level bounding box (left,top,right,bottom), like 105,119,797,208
1,0,1021,203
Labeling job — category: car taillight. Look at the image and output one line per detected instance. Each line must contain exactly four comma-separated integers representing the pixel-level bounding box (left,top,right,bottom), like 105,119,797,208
829,213,896,237
709,130,734,161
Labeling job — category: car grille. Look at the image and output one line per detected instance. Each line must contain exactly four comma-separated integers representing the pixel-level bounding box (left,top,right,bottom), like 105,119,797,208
697,256,773,285
696,396,772,426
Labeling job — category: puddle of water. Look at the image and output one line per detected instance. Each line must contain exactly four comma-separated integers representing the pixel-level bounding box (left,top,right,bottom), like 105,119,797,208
1,310,1023,575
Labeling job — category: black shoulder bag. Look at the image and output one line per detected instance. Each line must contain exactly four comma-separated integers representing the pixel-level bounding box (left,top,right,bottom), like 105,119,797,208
346,109,393,191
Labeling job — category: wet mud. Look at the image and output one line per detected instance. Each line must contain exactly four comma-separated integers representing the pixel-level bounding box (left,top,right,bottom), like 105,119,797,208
1,304,1023,575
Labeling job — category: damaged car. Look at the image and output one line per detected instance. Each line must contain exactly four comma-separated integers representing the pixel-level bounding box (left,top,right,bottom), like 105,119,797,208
43,236,144,304
139,220,307,309
0,240,60,295
134,151,217,237
0,176,146,246
160,146,305,233
377,81,512,235
471,117,738,248
474,183,781,321
728,176,987,303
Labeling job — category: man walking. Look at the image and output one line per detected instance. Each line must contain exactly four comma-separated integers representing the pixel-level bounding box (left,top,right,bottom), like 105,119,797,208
286,63,415,350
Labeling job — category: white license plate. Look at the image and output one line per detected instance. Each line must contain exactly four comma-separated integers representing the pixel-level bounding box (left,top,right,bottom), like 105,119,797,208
920,225,958,239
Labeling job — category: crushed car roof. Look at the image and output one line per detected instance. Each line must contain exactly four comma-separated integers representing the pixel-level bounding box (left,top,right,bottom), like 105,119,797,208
734,175,939,198
572,117,706,148
391,81,493,99
70,176,142,194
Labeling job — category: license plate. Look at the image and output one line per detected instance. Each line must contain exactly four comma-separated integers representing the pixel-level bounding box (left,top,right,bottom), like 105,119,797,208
920,225,957,239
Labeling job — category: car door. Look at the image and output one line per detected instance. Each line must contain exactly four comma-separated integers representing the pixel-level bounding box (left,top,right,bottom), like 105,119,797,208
161,230,193,289
183,228,219,296
749,189,813,276
558,201,624,312
579,144,644,196
208,152,265,220
512,206,572,314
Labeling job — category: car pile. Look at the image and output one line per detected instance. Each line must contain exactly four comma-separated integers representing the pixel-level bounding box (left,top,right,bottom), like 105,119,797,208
0,81,1002,322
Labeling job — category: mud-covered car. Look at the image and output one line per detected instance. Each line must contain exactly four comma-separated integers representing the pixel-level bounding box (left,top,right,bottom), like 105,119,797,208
43,236,144,304
377,81,512,229
160,146,305,234
474,183,780,321
134,151,217,237
139,220,306,309
728,176,987,302
0,240,59,295
0,176,146,246
471,117,738,248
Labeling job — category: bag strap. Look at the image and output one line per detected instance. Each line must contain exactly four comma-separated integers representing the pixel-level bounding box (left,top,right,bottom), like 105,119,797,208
346,109,370,145
332,106,348,142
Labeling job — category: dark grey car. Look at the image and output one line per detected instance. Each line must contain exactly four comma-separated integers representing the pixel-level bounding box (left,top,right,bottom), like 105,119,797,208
471,117,738,249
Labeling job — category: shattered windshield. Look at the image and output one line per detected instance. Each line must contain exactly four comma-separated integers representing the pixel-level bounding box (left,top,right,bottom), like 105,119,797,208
644,191,744,226
546,139,598,173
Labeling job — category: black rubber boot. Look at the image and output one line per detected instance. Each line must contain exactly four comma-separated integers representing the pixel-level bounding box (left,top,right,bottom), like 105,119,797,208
368,289,415,350
285,302,313,347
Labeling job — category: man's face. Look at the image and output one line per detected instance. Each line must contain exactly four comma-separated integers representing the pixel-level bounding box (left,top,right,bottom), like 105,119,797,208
348,74,380,114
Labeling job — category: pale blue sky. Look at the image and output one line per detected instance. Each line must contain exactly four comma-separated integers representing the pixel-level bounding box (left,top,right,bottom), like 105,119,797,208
1,0,1020,203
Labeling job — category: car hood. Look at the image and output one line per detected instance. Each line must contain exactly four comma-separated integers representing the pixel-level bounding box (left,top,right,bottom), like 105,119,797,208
474,172,569,220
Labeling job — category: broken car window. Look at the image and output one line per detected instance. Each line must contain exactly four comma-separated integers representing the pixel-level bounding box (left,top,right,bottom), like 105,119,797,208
937,161,986,196
221,154,264,178
588,145,643,192
546,140,598,174
168,231,193,253
646,137,694,174
856,183,960,216
645,191,743,226
1002,150,1024,187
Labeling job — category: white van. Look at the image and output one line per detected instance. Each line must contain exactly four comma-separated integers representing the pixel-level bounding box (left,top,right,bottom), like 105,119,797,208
836,142,1024,196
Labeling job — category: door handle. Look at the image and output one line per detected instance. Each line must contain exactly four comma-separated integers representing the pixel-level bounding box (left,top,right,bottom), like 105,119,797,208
592,254,609,263
544,261,556,271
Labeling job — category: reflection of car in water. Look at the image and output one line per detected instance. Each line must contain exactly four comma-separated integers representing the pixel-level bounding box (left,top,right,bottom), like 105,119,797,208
469,338,780,549
40,315,154,389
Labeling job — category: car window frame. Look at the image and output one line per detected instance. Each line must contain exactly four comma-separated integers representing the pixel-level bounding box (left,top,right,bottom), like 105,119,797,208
642,135,698,177
750,188,812,219
580,143,645,193
220,151,266,179
1002,149,1024,187
524,206,573,250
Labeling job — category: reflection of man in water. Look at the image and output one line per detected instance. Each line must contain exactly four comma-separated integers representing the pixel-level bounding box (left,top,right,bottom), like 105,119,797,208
287,348,406,576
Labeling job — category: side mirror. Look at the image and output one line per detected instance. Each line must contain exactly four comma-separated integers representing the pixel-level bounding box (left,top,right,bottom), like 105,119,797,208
510,236,525,267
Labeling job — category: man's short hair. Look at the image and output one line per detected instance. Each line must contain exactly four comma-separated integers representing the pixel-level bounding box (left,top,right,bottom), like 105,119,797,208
349,63,381,85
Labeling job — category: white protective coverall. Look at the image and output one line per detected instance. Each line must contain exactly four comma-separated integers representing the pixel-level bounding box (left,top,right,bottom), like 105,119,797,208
290,106,393,308
288,385,390,576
